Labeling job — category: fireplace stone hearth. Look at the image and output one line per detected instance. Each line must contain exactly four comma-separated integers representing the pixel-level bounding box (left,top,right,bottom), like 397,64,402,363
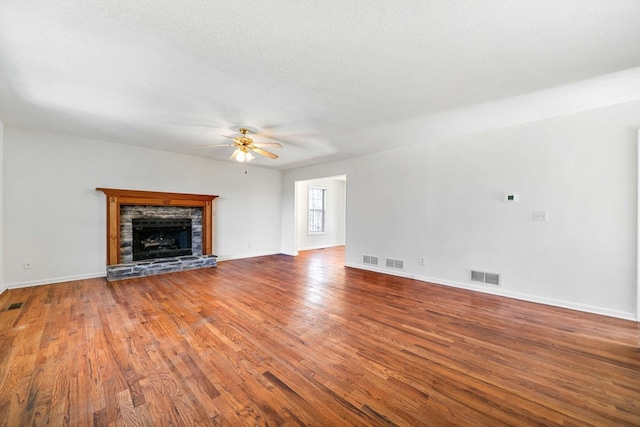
106,205,214,281
106,254,217,281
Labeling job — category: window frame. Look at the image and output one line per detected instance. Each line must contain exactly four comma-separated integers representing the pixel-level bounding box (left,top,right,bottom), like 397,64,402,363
307,186,327,235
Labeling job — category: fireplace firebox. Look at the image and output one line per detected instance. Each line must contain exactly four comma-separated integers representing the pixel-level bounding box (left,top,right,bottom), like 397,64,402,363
132,218,192,261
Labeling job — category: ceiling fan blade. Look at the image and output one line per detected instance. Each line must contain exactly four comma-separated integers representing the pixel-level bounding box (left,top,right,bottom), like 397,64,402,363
198,143,235,147
253,147,279,159
253,142,283,148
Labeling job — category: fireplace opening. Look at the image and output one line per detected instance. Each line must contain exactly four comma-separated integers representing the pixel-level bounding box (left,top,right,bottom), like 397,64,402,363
132,218,193,261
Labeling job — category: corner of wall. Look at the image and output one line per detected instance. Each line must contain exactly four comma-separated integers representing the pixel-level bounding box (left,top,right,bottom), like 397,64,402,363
0,120,4,292
637,129,640,321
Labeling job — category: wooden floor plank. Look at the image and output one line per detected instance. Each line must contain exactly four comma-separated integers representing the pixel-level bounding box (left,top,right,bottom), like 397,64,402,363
0,246,639,426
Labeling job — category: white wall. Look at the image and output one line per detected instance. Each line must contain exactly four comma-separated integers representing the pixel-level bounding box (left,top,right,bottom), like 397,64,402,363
282,100,640,320
3,126,282,288
295,176,346,251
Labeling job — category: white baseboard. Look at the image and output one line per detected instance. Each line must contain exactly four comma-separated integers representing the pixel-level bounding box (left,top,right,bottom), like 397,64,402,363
298,243,345,251
345,263,637,322
4,272,106,291
215,251,280,262
1,252,282,290
345,262,416,280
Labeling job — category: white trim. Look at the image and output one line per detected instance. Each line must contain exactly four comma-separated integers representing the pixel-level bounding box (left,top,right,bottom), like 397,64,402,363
292,180,299,255
346,263,636,321
298,243,344,251
2,252,282,289
415,274,636,322
345,262,417,280
4,272,106,290
215,251,281,262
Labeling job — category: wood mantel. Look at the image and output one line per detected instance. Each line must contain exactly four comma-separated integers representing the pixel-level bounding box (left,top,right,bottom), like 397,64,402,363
97,188,218,266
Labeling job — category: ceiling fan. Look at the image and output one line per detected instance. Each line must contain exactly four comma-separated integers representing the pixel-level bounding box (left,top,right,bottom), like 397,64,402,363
201,127,282,162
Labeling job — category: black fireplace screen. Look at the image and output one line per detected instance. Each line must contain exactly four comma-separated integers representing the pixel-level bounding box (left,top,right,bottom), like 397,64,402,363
132,218,192,261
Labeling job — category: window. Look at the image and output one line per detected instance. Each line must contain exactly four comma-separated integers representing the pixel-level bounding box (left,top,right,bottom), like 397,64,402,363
308,187,326,234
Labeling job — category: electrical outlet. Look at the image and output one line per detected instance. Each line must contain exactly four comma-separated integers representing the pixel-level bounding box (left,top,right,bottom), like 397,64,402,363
420,257,425,265
23,260,33,269
533,211,549,222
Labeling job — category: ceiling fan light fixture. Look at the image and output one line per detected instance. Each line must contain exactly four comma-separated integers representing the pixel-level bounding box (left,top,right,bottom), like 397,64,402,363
235,149,254,163
202,126,280,162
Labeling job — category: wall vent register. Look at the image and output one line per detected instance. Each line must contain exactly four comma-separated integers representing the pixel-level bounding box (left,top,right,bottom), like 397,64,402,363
363,255,379,265
386,258,404,270
471,270,501,286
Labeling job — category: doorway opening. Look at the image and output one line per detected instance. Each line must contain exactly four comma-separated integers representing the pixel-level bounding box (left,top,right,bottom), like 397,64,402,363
294,175,346,263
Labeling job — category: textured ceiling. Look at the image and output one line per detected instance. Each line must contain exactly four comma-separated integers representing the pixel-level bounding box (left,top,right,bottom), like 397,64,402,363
1,1,640,169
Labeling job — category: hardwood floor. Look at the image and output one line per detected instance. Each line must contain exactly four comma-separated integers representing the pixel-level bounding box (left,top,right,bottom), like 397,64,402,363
1,246,639,426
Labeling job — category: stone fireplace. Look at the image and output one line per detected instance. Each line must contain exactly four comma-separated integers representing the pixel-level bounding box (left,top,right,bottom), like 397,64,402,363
97,188,218,281
121,206,201,263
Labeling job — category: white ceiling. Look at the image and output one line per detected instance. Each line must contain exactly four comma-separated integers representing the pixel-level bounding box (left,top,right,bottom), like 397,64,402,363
1,1,640,169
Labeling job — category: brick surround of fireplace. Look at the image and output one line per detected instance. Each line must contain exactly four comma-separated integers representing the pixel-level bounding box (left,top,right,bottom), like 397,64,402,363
120,205,202,263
